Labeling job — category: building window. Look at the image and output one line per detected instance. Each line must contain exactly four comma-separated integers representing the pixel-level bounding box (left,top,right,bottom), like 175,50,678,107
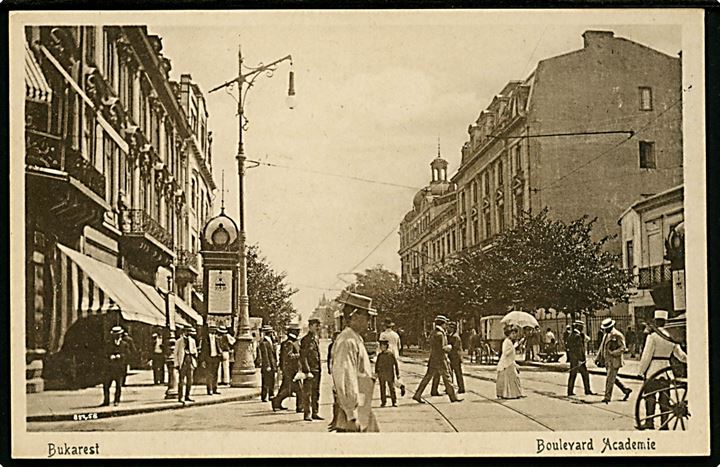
625,240,634,270
484,210,491,238
472,216,479,243
103,28,117,91
497,160,504,186
471,181,478,204
483,171,490,196
639,141,656,169
497,203,505,232
85,27,96,64
639,87,653,111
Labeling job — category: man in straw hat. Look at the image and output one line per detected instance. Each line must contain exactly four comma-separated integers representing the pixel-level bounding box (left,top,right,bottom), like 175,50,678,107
300,318,322,421
271,324,303,412
256,325,278,402
412,315,462,404
329,292,380,432
216,326,235,386
175,326,199,404
566,320,595,397
102,325,131,406
637,309,687,429
596,318,632,403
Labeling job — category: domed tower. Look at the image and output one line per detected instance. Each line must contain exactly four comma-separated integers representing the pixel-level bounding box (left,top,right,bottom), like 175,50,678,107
429,139,451,196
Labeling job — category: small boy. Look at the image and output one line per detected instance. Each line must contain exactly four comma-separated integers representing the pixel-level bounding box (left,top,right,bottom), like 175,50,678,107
375,339,400,407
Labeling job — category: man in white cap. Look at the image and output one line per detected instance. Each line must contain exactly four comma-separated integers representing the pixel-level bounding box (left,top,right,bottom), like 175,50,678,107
102,326,130,406
596,318,632,403
271,325,302,412
412,315,461,404
638,309,687,429
175,326,198,404
300,318,322,421
329,291,379,432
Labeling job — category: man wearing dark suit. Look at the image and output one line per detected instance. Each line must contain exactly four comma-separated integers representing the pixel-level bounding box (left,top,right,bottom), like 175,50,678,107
431,321,465,395
271,326,302,412
256,325,278,402
300,317,323,421
102,326,131,406
412,315,462,403
175,327,199,404
201,325,223,395
566,321,594,396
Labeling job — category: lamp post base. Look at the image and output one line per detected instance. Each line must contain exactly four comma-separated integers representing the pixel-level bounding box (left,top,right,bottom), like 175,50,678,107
230,335,258,388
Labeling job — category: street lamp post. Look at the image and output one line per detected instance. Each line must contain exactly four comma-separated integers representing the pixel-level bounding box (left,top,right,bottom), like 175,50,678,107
209,44,294,387
164,272,178,399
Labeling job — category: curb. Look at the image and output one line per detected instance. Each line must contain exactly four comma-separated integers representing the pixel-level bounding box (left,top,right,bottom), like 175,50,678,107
27,390,261,423
519,361,644,381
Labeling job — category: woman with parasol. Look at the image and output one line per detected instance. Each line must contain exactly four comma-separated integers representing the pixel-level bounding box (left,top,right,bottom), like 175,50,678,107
496,324,526,399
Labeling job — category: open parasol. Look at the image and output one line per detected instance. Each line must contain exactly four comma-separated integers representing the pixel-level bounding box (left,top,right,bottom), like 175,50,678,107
500,310,539,328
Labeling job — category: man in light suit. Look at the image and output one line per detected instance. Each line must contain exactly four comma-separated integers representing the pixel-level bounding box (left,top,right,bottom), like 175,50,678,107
597,318,632,403
637,309,687,429
175,327,199,404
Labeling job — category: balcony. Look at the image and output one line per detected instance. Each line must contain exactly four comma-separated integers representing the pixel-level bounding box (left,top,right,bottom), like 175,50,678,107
175,249,200,283
25,128,62,170
638,263,672,289
120,209,174,268
65,148,106,198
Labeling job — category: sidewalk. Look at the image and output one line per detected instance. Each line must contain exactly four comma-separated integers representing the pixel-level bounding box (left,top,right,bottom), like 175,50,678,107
27,369,260,422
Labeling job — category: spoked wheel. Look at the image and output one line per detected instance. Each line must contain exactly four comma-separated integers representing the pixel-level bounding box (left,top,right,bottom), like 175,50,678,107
634,365,688,431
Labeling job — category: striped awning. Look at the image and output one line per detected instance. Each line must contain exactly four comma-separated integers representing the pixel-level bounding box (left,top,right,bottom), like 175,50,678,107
52,245,167,351
132,279,203,328
25,42,52,104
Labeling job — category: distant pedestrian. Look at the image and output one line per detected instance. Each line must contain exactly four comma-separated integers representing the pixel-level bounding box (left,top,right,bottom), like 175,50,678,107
101,326,131,406
562,325,572,355
300,318,323,421
379,321,405,395
375,340,400,407
272,325,302,412
468,328,478,363
412,315,462,404
626,327,636,358
496,324,524,399
544,328,556,353
202,325,223,395
175,326,198,404
151,332,165,385
566,321,595,396
256,325,278,402
532,326,542,361
431,321,465,394
329,292,379,432
637,310,687,430
596,318,632,403
217,326,235,385
121,331,137,386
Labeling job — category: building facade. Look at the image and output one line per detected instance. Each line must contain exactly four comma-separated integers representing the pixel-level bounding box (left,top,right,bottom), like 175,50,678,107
24,25,215,391
400,31,683,291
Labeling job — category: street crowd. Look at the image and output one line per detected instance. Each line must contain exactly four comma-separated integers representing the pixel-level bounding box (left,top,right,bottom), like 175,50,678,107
98,296,686,432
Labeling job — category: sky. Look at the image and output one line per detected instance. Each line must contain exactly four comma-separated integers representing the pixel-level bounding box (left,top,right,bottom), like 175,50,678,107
143,11,683,321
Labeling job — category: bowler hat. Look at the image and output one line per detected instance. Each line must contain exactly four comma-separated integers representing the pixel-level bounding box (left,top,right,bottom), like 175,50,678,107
337,292,377,315
654,309,669,320
111,326,124,335
600,318,616,331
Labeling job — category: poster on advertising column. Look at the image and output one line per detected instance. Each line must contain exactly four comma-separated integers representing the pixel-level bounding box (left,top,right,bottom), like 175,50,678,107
208,269,232,315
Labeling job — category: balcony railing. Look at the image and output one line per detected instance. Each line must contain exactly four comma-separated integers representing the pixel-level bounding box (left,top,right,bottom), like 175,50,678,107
121,209,173,251
638,263,672,289
65,148,106,198
176,249,199,270
25,128,62,170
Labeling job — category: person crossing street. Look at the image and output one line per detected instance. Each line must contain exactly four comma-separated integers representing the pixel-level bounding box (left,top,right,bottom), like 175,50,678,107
412,315,462,404
566,321,595,397
271,325,303,412
431,321,465,395
300,318,323,421
596,318,632,403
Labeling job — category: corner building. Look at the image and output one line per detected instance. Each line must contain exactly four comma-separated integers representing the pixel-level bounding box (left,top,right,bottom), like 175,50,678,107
400,31,683,312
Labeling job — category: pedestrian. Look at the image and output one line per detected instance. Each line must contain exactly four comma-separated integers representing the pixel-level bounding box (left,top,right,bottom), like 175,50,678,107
626,327,636,358
562,324,572,356
151,331,165,385
217,326,235,386
299,318,323,421
468,328,478,363
202,325,223,395
101,326,131,406
329,292,379,432
375,339,400,407
379,321,405,396
566,321,595,397
272,325,303,412
175,326,198,404
532,326,542,361
256,325,277,402
596,318,632,403
431,321,465,395
544,327,556,355
496,324,525,399
637,310,687,430
412,315,462,404
121,330,137,386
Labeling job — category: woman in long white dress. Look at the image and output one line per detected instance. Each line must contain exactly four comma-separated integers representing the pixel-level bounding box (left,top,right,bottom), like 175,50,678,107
496,325,525,399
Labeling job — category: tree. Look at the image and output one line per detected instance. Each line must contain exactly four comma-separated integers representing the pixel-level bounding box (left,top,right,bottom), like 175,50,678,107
337,265,401,324
246,244,298,330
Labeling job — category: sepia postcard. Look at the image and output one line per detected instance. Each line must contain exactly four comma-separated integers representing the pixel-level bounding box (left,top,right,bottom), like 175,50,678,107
9,8,708,458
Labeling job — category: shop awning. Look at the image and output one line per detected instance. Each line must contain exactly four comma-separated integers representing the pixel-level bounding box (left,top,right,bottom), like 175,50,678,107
132,280,203,327
25,42,52,104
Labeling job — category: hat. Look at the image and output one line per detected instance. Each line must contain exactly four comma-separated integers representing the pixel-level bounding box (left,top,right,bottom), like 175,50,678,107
111,326,124,335
337,292,377,315
388,321,396,327
448,321,458,328
217,326,228,335
600,318,616,331
565,325,572,331
287,327,300,337
654,309,669,320
209,324,218,330
307,317,321,325
261,325,274,332
572,320,584,329
186,327,197,335
152,332,158,337
379,339,389,344
434,315,449,324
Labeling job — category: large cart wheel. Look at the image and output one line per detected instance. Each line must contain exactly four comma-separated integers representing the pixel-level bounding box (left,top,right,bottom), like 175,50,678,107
634,365,688,431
